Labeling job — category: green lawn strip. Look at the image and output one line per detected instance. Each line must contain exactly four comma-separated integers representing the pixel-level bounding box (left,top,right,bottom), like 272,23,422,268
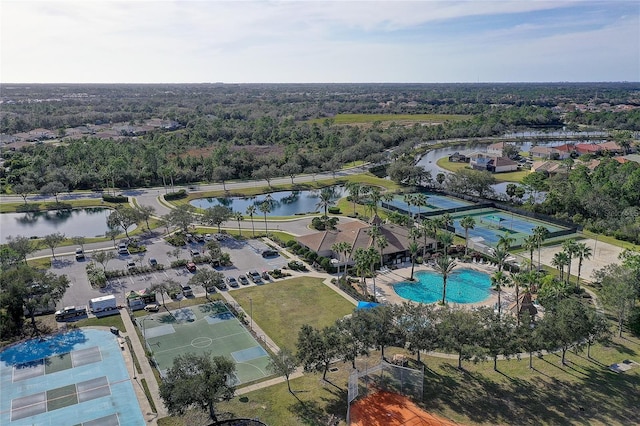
580,230,640,251
27,257,52,269
140,378,158,413
124,336,142,375
233,277,355,351
0,198,122,214
46,384,78,411
132,296,222,318
74,314,125,331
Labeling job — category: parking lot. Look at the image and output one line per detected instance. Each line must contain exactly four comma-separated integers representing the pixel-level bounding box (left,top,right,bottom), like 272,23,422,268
54,235,288,309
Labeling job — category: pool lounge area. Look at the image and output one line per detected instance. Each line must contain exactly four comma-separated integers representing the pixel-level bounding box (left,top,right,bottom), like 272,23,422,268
0,328,144,425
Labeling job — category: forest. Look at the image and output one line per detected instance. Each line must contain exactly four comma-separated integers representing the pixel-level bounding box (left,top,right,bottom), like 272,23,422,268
1,83,639,242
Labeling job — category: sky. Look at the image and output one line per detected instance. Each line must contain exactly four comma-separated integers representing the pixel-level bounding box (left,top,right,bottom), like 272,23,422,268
1,0,638,84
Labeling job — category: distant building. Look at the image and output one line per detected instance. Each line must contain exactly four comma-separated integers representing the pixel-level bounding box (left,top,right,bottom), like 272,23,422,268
469,153,518,173
448,152,469,163
529,146,570,160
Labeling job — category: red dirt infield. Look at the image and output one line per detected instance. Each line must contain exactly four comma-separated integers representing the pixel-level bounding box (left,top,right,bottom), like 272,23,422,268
350,390,459,426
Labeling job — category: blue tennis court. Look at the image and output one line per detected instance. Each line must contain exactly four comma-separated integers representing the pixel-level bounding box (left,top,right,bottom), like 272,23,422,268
0,329,144,425
386,192,473,215
451,209,567,246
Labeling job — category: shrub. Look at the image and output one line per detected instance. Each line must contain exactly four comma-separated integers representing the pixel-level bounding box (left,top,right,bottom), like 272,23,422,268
164,189,188,200
171,259,188,268
165,234,186,246
102,194,128,203
328,206,341,214
286,240,297,248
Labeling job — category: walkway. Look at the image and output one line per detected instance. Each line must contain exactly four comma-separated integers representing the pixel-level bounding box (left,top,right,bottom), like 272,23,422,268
119,311,168,423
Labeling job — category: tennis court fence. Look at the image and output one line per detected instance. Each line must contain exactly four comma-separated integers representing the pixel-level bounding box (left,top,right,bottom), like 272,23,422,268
347,360,424,424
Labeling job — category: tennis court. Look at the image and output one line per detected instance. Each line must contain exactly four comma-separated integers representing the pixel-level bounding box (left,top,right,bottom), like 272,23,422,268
386,193,473,216
450,208,568,246
139,301,271,385
0,329,144,425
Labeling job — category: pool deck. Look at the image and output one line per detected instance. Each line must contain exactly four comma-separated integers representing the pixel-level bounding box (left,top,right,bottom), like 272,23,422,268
370,261,506,310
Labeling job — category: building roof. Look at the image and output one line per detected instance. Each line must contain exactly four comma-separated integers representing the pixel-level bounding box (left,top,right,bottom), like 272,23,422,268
600,141,623,151
575,143,602,153
530,146,562,156
492,156,518,167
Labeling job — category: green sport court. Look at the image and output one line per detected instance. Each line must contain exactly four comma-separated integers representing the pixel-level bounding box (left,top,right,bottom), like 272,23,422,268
138,302,271,385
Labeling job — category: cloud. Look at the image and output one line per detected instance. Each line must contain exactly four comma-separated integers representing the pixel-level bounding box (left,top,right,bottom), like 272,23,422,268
1,0,638,83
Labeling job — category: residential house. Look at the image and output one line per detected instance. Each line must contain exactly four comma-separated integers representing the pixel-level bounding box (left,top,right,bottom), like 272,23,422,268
448,152,469,163
531,161,566,176
600,141,624,155
487,142,509,156
575,144,602,155
529,146,570,160
469,153,518,173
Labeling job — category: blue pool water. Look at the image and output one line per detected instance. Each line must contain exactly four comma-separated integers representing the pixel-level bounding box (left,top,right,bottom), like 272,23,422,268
394,268,492,304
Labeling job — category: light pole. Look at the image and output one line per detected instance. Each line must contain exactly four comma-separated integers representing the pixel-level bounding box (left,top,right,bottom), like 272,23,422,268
248,297,253,332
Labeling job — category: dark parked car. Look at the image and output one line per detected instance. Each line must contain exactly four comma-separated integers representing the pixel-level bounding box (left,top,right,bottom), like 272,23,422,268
238,275,250,286
261,250,279,258
226,276,239,288
247,270,263,284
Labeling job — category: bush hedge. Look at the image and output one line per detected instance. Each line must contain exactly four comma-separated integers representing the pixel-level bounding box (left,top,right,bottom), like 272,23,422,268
102,194,128,203
164,189,188,200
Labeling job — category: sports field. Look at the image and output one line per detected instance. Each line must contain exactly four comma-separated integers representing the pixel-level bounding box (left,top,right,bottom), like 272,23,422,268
451,208,568,246
139,301,270,385
386,193,473,216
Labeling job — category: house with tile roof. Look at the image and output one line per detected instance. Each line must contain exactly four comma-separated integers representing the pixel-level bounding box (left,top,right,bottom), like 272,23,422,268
296,217,436,268
469,153,518,173
529,146,570,160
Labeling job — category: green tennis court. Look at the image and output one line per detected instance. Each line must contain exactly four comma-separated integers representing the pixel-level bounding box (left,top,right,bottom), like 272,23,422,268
139,301,271,385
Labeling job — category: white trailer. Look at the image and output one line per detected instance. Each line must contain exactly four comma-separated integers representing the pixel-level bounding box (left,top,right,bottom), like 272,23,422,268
89,295,118,314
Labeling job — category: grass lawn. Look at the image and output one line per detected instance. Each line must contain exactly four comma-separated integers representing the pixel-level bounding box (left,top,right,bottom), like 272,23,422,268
161,332,640,426
73,313,125,331
232,277,356,351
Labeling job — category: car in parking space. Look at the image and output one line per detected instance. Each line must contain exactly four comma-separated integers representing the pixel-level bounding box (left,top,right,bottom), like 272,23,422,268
180,283,194,297
247,270,263,284
204,234,213,241
226,276,239,288
149,258,158,267
190,249,201,257
144,303,160,312
127,261,137,269
186,262,197,272
215,280,227,290
118,243,129,255
261,249,279,258
238,275,250,286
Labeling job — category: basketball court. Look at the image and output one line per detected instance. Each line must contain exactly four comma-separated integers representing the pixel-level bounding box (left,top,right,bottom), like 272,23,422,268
139,301,270,384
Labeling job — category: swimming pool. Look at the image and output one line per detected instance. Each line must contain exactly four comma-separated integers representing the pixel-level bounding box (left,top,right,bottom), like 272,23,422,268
394,268,492,304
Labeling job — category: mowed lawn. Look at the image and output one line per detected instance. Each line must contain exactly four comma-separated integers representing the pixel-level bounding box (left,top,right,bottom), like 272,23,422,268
232,276,356,351
174,333,640,426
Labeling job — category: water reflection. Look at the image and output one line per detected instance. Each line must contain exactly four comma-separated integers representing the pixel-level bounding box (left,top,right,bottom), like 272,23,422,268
1,208,118,244
190,187,345,216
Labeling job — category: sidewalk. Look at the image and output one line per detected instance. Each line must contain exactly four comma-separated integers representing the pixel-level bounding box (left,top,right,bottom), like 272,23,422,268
120,311,168,423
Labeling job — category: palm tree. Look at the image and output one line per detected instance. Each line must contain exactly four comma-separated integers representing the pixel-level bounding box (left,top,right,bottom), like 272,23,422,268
409,242,420,281
490,245,510,272
533,226,549,271
420,219,432,259
233,211,244,237
551,251,570,282
522,235,537,272
561,239,578,285
460,216,476,256
434,255,457,305
246,205,257,237
509,272,528,325
437,232,454,256
574,242,592,290
258,197,272,236
491,270,509,316
353,247,373,298
497,233,515,251
345,181,362,215
369,187,382,216
374,234,388,269
316,187,336,217
413,193,428,220
332,241,352,281
403,193,415,219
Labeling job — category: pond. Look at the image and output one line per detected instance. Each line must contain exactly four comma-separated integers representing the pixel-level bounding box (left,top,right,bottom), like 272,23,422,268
1,207,121,244
190,186,346,216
